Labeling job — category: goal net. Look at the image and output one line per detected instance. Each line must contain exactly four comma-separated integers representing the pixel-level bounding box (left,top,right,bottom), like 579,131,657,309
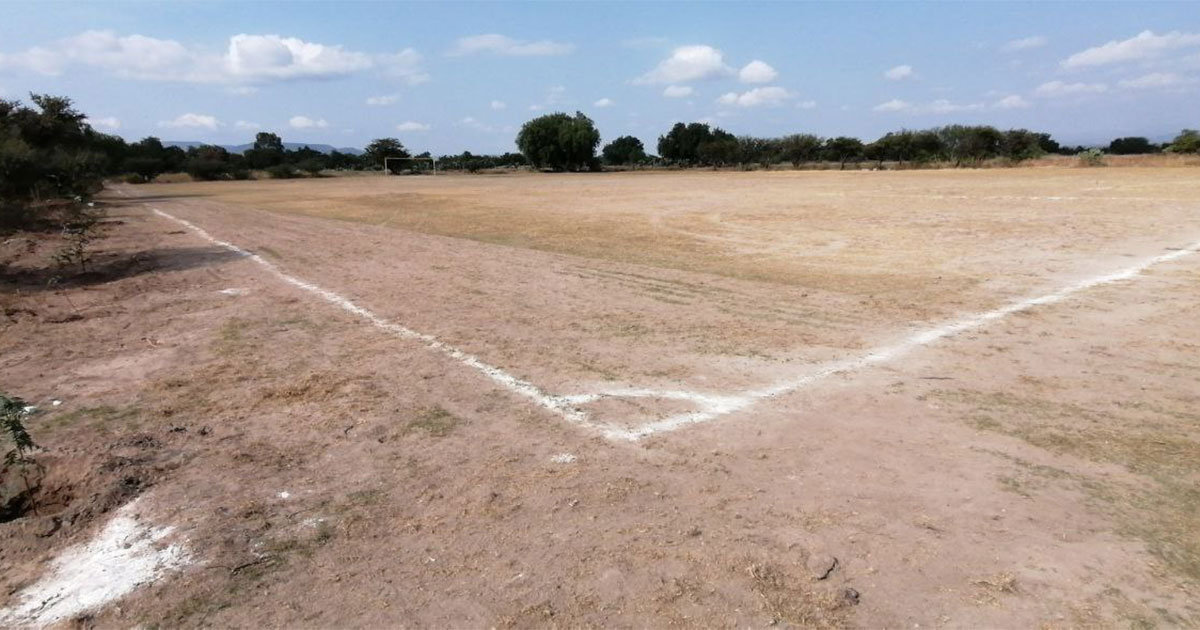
383,156,437,175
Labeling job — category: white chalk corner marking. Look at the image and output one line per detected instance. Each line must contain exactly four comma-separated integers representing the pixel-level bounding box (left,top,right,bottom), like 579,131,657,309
150,207,1200,442
0,498,190,627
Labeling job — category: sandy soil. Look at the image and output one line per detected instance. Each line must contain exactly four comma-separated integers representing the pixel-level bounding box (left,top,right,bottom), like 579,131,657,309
1,168,1199,628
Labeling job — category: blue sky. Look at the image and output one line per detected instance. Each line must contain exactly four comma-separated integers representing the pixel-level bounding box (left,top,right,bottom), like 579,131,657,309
1,1,1197,153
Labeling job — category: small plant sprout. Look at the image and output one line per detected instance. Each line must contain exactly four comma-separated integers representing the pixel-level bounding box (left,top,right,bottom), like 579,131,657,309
1,394,38,465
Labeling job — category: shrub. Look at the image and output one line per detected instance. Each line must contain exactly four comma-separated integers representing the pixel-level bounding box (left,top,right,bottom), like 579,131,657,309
52,206,100,273
1077,148,1105,167
186,158,230,181
266,164,299,179
1,394,36,466
296,158,325,177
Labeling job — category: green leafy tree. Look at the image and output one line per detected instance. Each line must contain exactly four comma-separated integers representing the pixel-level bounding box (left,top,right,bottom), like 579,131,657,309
601,135,647,165
1107,137,1157,155
736,136,779,168
658,122,729,164
780,134,823,167
1002,129,1045,162
823,136,864,169
696,130,738,166
363,137,409,171
0,94,104,203
185,145,233,181
516,112,600,171
1166,130,1199,154
245,131,285,169
1036,133,1063,155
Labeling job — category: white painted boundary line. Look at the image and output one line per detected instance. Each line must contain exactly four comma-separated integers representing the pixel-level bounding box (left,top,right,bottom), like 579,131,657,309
151,208,595,429
151,200,1200,444
596,238,1200,440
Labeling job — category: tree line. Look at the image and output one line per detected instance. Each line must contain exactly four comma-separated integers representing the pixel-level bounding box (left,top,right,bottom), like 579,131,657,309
515,112,1200,171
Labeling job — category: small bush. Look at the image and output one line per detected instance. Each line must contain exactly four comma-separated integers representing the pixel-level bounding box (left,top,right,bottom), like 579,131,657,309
231,169,253,181
1077,148,1105,167
186,158,231,181
51,205,100,273
1,394,37,466
266,164,299,179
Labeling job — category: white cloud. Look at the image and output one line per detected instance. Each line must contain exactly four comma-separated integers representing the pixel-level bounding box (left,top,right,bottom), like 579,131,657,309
634,45,732,84
738,60,778,83
159,113,219,130
873,99,910,112
1062,30,1200,68
377,48,429,85
234,120,260,130
1118,71,1191,89
993,94,1031,109
1002,36,1047,52
872,99,986,113
85,116,121,130
884,65,914,80
459,116,499,132
0,31,196,79
1034,80,1108,97
925,99,983,113
0,30,428,85
225,34,372,81
796,100,816,110
662,85,693,98
289,115,328,129
490,100,506,110
716,86,791,107
449,34,574,56
396,121,430,132
593,97,613,108
366,94,399,106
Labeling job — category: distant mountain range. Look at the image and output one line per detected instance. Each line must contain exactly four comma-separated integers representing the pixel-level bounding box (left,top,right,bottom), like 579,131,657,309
164,141,363,155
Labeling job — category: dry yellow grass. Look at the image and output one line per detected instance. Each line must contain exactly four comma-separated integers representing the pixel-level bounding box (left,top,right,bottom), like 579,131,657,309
144,167,1200,321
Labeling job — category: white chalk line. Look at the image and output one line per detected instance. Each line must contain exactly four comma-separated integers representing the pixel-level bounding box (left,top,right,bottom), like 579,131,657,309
151,208,597,430
152,203,1200,443
589,238,1200,440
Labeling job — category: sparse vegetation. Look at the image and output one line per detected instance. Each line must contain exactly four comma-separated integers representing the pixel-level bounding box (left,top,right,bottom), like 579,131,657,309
51,205,100,273
1,394,37,465
1078,148,1106,167
405,406,461,437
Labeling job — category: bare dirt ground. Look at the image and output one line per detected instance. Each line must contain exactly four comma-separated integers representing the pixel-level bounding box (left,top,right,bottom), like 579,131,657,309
2,168,1199,628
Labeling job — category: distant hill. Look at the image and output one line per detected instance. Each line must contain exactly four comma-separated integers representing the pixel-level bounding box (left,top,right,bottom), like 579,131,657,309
164,141,363,155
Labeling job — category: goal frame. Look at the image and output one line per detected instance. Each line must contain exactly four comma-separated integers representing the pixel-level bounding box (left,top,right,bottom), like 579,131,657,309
383,156,438,175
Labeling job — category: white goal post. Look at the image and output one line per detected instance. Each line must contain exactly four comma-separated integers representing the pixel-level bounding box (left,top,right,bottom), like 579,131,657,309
383,156,438,175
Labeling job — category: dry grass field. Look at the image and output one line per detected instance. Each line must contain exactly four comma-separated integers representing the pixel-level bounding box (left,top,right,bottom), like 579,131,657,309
3,167,1200,627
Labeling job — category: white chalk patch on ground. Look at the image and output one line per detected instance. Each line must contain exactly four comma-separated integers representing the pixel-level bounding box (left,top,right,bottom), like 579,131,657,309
0,498,190,627
217,287,249,296
277,491,291,500
550,453,578,464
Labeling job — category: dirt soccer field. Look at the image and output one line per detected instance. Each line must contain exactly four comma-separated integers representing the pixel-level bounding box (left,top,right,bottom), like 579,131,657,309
3,167,1200,627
